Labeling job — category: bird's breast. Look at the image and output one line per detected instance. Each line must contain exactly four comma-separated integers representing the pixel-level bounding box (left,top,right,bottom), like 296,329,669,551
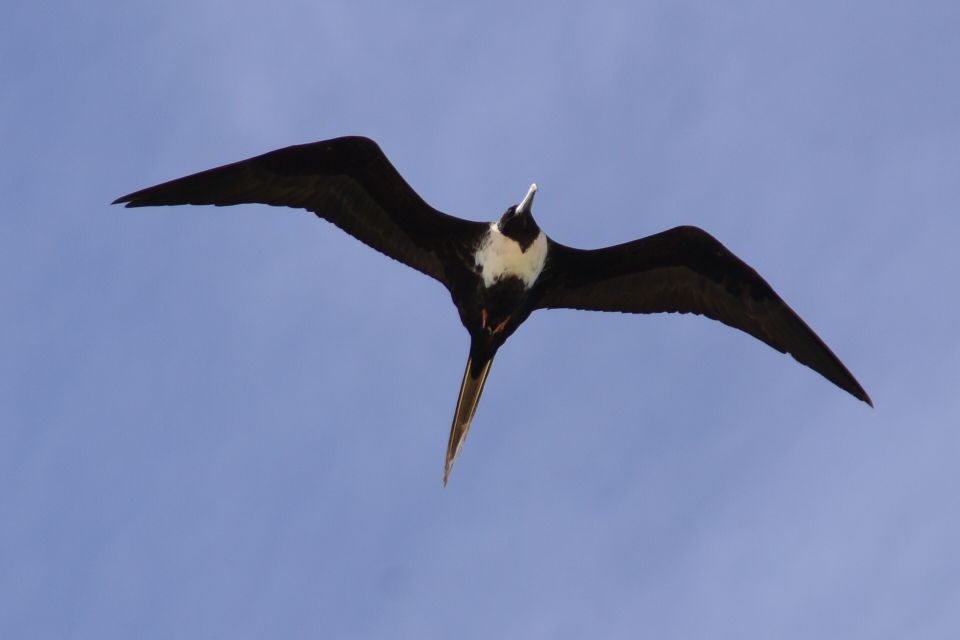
473,224,547,289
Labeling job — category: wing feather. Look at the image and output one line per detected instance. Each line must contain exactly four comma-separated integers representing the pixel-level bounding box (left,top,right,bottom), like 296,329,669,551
113,136,487,287
536,226,871,405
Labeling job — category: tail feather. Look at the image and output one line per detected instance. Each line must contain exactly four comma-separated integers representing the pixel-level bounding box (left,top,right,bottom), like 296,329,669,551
443,354,494,486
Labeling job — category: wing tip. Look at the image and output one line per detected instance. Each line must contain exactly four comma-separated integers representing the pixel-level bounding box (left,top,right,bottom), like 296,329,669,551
112,190,153,207
836,366,872,408
837,375,872,407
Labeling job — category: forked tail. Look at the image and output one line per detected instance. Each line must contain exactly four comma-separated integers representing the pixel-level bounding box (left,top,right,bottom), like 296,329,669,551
443,353,494,486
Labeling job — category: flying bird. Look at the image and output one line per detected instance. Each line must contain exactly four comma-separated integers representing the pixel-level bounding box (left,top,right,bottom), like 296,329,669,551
114,136,872,484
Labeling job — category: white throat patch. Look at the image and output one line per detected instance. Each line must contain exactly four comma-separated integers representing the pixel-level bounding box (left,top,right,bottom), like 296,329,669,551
474,223,548,288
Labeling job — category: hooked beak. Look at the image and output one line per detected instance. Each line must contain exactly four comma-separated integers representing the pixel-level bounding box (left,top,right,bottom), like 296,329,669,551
516,183,538,215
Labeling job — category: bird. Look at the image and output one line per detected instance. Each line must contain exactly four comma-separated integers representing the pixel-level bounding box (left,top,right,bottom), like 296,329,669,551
113,135,872,485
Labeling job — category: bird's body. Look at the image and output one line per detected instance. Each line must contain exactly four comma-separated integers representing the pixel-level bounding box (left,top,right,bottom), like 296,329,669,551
114,136,871,484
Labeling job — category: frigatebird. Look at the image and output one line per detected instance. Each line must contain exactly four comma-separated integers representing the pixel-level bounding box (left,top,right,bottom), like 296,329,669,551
114,136,871,484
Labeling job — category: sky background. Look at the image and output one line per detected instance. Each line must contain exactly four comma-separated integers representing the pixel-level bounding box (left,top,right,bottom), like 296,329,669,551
3,1,959,638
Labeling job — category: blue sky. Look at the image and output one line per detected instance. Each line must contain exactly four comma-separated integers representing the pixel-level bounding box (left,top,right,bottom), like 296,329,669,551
3,1,959,638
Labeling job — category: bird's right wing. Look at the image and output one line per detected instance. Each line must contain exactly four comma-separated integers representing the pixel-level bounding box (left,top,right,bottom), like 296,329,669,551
536,226,871,405
114,136,487,288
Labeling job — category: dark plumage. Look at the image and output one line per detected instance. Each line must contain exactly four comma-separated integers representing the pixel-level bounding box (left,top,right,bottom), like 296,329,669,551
114,135,871,484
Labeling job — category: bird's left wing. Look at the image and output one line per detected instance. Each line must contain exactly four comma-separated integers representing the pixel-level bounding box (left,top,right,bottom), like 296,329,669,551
114,136,487,288
535,225,871,405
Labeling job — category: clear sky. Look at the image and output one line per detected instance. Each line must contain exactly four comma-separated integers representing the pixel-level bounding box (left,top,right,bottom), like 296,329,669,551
3,1,959,638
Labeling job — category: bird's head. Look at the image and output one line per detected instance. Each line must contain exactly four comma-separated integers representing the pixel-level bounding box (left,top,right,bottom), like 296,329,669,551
498,183,540,248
